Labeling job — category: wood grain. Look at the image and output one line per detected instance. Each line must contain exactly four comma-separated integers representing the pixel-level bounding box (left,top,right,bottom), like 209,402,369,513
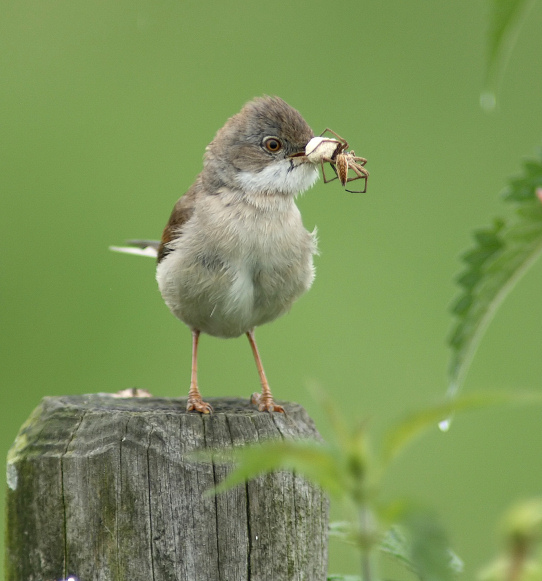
5,395,328,581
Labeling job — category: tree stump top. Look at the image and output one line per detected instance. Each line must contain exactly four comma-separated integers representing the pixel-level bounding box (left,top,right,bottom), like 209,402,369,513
37,394,310,416
6,395,328,581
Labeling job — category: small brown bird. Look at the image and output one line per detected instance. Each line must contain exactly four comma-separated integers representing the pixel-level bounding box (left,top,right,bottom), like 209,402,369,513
113,97,322,413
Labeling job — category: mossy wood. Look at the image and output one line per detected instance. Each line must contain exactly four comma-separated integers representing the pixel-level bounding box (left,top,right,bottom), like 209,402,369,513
5,395,328,581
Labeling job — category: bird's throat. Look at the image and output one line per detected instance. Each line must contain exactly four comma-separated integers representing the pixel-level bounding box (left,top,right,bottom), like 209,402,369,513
236,159,319,197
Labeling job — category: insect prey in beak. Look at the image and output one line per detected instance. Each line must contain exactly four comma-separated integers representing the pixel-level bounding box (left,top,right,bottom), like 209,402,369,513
305,129,369,193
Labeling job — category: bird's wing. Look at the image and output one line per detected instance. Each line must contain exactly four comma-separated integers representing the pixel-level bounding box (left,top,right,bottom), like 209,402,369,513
157,181,200,263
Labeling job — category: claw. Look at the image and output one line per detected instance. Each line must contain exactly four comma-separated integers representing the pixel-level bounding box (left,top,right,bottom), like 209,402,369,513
251,392,285,413
187,397,213,414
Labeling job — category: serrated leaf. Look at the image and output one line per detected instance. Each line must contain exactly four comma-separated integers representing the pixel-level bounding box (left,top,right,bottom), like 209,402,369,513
406,512,459,581
380,516,463,581
448,152,542,397
380,526,417,573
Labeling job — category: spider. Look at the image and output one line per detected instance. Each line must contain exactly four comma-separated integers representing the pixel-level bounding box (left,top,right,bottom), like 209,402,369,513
314,128,369,193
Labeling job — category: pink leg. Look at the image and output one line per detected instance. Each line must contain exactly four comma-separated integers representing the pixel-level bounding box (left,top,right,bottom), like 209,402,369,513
246,329,285,413
186,329,213,414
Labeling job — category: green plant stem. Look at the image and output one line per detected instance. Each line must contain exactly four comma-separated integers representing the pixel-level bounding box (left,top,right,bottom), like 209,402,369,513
359,505,379,581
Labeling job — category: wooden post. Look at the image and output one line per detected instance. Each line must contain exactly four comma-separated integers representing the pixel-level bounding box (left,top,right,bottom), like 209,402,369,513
5,395,329,581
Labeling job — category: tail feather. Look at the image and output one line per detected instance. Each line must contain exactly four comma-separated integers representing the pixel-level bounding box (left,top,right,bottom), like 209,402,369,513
109,239,159,258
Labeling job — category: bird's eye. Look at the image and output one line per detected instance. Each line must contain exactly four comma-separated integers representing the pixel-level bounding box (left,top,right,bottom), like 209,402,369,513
263,137,282,153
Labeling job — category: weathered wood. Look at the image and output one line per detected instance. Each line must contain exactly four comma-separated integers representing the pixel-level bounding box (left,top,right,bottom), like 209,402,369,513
5,395,329,581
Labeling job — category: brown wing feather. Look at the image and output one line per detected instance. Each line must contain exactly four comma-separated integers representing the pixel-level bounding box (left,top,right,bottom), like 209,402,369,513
157,181,199,263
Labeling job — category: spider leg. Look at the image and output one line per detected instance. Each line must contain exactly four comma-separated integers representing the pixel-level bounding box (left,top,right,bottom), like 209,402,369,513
347,163,369,181
321,158,339,184
345,163,368,193
351,156,368,167
319,128,348,149
345,181,367,194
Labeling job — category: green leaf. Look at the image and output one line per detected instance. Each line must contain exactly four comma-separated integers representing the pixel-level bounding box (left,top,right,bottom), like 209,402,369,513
380,526,418,574
483,0,536,109
329,520,356,540
406,512,461,581
383,392,542,462
201,439,348,499
307,386,373,502
448,152,542,398
380,518,463,581
199,403,375,509
329,520,377,550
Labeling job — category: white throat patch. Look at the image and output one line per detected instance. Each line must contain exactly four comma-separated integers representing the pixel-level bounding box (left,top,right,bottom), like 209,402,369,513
237,159,319,196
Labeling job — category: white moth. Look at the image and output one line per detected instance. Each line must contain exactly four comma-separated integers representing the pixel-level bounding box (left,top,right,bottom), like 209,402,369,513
305,136,341,163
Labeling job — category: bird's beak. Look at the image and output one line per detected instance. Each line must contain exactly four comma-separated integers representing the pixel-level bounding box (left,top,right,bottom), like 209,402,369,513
288,150,308,160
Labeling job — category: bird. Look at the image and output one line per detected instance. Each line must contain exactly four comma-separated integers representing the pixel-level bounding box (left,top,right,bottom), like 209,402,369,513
112,96,323,414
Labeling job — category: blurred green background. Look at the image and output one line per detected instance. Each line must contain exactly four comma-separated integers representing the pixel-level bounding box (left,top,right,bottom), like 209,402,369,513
2,0,542,577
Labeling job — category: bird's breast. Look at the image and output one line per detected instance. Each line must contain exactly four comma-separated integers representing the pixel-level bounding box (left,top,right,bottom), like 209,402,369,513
156,193,317,337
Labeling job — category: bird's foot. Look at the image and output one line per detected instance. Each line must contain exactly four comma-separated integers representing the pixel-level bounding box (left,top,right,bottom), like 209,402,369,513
251,392,285,413
186,395,213,414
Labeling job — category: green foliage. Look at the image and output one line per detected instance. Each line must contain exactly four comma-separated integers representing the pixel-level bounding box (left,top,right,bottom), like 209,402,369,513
479,499,542,581
203,3,542,580
483,0,535,107
382,392,516,461
448,152,542,397
203,391,541,580
331,519,463,581
487,0,530,78
397,511,458,581
381,518,462,581
209,439,350,499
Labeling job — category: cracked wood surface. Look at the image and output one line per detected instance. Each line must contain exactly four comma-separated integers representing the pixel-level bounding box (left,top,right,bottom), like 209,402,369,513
5,395,328,581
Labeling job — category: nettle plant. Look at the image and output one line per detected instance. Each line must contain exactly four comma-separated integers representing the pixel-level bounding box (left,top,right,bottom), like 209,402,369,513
208,2,542,579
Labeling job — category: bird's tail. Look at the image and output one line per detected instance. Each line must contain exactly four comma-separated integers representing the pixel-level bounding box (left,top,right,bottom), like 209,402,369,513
109,239,159,258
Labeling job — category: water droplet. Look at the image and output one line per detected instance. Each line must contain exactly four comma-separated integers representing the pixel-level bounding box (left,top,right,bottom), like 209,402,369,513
438,418,451,432
480,91,497,112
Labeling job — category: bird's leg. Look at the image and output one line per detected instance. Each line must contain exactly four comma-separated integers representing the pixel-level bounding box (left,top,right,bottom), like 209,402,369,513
247,329,285,413
186,329,213,414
